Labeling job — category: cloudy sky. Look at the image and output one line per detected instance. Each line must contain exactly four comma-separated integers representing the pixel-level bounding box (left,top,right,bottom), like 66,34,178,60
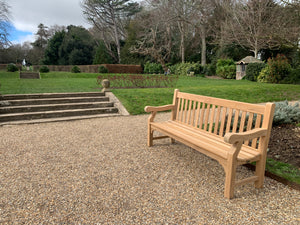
8,0,91,44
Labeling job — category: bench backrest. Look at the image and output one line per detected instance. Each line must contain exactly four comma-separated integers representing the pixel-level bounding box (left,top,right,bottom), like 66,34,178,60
172,89,275,150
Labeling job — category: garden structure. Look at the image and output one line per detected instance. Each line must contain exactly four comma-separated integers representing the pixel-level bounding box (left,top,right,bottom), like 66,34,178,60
145,89,275,199
236,56,263,80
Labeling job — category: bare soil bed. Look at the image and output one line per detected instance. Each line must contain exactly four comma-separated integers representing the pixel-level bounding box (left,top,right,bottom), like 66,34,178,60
268,124,300,168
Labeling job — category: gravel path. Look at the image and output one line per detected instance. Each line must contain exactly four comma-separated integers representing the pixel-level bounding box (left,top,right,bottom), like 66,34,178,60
0,113,299,224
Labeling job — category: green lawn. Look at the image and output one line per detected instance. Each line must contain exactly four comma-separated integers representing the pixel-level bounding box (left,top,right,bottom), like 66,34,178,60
113,77,300,115
1,71,300,115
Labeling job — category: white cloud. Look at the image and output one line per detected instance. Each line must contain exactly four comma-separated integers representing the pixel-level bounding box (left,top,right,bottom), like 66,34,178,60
9,0,91,41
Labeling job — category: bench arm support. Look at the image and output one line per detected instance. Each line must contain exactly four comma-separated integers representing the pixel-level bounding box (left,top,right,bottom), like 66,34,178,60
224,128,268,144
144,104,175,113
145,104,175,123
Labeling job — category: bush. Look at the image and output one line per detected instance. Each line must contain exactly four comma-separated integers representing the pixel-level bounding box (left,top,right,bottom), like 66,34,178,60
71,65,81,73
257,54,292,83
98,65,109,73
203,64,216,76
39,65,50,73
144,62,163,74
257,66,271,83
169,62,202,76
273,100,300,125
7,63,19,72
216,59,236,79
244,63,265,81
280,68,300,84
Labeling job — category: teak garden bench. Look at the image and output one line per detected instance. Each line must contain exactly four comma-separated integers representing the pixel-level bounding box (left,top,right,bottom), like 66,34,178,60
145,89,275,199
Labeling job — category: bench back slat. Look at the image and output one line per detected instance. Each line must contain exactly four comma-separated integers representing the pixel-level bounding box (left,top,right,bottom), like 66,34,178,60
173,90,273,150
177,92,266,114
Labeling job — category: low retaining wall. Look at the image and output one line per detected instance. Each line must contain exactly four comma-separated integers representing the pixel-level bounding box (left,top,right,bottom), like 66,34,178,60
19,72,40,79
33,64,143,74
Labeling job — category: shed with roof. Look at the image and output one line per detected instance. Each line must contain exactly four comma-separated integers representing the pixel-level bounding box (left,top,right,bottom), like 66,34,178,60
236,56,263,80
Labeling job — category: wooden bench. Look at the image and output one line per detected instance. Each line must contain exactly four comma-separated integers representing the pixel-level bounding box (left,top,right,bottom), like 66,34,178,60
145,89,275,199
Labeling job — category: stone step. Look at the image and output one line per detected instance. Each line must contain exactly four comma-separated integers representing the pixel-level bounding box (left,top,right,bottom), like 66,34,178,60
0,92,105,100
2,96,110,106
0,102,114,114
0,113,121,126
0,107,119,122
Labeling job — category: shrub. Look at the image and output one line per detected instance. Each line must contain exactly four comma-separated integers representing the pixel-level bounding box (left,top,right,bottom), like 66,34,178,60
144,62,163,74
39,65,50,73
170,62,202,76
71,65,81,73
257,54,292,83
98,65,109,73
280,68,300,84
7,63,18,72
257,65,271,83
244,63,265,81
216,59,236,79
273,100,300,125
203,64,216,76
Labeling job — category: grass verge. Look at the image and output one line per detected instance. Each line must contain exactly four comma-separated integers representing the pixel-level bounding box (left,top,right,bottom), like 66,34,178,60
265,159,300,184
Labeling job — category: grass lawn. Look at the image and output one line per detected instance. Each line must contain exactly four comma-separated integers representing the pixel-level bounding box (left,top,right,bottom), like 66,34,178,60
1,71,299,115
113,77,300,115
1,71,300,184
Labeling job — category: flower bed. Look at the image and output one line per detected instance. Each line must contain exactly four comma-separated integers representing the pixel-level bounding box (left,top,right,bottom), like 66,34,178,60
97,74,178,89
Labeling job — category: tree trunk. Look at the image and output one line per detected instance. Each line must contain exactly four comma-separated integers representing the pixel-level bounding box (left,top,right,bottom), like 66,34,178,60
113,24,121,63
178,21,185,63
200,25,206,66
111,9,121,64
181,32,185,63
254,48,258,59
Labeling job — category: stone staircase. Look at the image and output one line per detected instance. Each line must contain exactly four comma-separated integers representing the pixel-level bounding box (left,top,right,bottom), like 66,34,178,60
0,92,123,125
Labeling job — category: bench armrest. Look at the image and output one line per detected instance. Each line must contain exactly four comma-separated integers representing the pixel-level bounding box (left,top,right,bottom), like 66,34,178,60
224,128,268,144
144,104,175,113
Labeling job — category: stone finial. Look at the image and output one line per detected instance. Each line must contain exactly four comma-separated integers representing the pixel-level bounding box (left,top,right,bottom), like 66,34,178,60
101,79,110,92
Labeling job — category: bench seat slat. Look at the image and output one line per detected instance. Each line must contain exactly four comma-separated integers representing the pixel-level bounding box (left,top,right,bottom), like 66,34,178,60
166,121,261,163
151,121,261,164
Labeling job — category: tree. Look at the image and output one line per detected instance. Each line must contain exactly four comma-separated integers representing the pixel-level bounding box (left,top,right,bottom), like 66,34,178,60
59,25,95,65
120,20,147,64
93,40,113,64
32,23,49,49
130,5,173,71
43,30,66,65
31,23,50,64
169,0,200,63
222,0,300,58
81,0,141,63
193,0,215,65
0,0,11,48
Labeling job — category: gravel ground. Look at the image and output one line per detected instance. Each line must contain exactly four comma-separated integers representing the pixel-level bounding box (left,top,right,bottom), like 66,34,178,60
0,113,299,224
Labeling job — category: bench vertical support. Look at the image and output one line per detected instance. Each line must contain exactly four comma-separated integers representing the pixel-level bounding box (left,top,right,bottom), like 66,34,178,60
170,89,179,144
255,103,275,188
224,141,242,199
147,111,156,147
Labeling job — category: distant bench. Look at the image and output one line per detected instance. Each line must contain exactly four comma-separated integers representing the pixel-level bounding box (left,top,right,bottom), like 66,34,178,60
145,89,275,199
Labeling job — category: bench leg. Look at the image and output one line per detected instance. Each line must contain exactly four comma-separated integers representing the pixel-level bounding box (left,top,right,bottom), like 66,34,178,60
224,164,237,199
254,159,266,188
147,126,153,147
171,138,175,144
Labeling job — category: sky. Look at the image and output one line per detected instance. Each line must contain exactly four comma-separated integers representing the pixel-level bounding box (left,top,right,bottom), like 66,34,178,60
8,0,91,45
